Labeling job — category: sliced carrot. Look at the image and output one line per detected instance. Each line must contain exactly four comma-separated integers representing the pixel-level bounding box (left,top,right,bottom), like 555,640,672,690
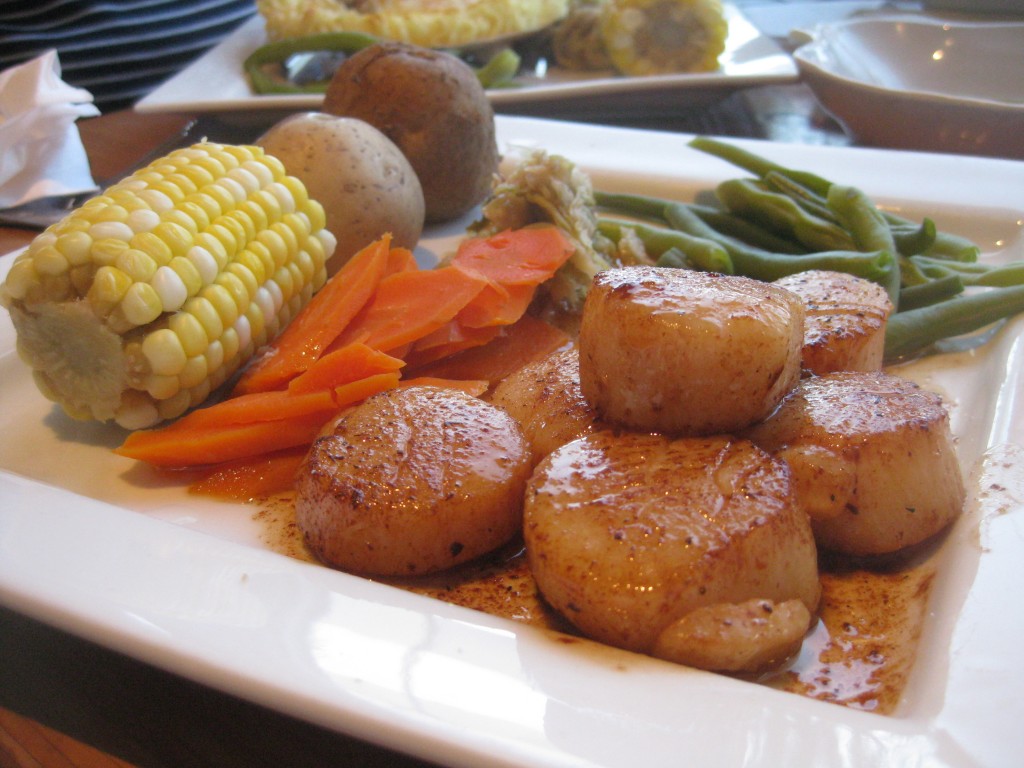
405,322,502,367
116,411,330,468
287,342,404,394
232,235,392,394
188,447,307,500
386,246,419,274
404,314,571,386
399,377,490,397
332,265,489,353
117,372,400,467
451,225,575,285
457,282,537,329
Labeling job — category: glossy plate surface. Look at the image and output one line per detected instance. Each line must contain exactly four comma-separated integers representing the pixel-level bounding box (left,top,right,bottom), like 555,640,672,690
135,5,796,120
2,116,1024,767
793,15,1024,157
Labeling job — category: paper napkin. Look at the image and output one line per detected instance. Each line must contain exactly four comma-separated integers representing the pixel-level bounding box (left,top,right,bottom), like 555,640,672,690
0,50,101,209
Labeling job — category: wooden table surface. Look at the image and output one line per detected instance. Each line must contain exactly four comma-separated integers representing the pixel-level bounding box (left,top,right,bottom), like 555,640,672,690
0,50,856,768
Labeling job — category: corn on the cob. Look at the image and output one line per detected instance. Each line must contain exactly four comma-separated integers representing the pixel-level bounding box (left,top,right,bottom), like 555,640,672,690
599,0,728,76
0,142,336,429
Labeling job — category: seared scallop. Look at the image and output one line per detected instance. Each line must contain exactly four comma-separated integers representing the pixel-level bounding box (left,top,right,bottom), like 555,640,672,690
523,431,820,665
743,371,964,556
489,346,606,466
296,385,532,576
578,266,804,435
774,270,893,374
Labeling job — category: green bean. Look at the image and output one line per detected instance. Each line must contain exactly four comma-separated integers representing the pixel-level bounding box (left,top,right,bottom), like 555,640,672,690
665,201,897,287
688,205,807,254
883,212,979,262
598,218,733,275
885,284,1024,360
474,47,521,88
243,32,379,94
717,178,856,252
910,255,1024,288
889,217,937,256
761,171,837,223
897,275,964,311
594,190,671,222
687,136,832,197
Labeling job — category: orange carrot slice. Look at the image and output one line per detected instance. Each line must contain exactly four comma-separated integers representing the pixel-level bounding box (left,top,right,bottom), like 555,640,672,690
404,315,571,385
117,372,400,467
287,342,404,394
451,225,575,285
332,265,489,353
233,235,392,394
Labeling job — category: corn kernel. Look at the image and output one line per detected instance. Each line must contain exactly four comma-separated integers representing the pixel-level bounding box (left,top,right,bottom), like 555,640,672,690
205,223,238,261
156,389,191,421
56,230,94,266
233,313,252,355
94,205,129,223
177,200,211,232
205,183,237,215
90,238,130,266
131,231,173,264
145,372,181,400
120,281,163,326
33,244,70,276
89,221,134,243
280,176,309,209
168,312,210,357
178,355,209,389
239,199,269,235
215,271,249,315
142,327,188,376
186,245,219,285
193,232,228,270
185,296,224,340
163,208,199,236
126,208,161,233
177,163,215,189
88,265,133,306
204,338,225,372
264,182,295,214
257,228,288,268
227,261,258,300
202,282,239,328
152,265,188,311
221,326,240,363
137,188,174,213
241,159,274,188
186,192,222,222
2,259,39,302
115,248,158,281
235,250,266,286
225,208,256,245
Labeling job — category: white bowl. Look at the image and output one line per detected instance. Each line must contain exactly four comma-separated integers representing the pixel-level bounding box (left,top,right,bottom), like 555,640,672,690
793,16,1024,157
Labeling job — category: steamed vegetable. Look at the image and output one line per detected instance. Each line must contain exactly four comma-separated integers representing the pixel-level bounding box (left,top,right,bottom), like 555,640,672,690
593,136,1024,361
0,142,335,429
116,227,574,469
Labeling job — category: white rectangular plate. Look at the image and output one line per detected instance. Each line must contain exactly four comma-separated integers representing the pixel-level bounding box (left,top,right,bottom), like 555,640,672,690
2,116,1024,768
134,5,797,120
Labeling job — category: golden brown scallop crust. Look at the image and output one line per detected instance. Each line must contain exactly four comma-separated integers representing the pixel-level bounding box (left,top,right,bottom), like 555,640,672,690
297,385,532,576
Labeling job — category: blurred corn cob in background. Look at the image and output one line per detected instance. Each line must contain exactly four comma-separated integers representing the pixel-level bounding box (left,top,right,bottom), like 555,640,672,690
552,0,728,75
0,143,336,429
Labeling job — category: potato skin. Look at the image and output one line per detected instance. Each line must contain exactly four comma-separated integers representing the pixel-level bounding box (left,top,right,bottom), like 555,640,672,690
323,41,499,223
257,112,424,275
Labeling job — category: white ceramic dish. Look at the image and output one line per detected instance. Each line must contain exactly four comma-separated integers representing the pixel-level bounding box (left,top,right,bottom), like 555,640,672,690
134,5,797,120
3,116,1024,767
793,16,1024,158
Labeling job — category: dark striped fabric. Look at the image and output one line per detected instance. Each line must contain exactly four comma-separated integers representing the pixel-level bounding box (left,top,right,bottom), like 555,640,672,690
0,0,257,112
